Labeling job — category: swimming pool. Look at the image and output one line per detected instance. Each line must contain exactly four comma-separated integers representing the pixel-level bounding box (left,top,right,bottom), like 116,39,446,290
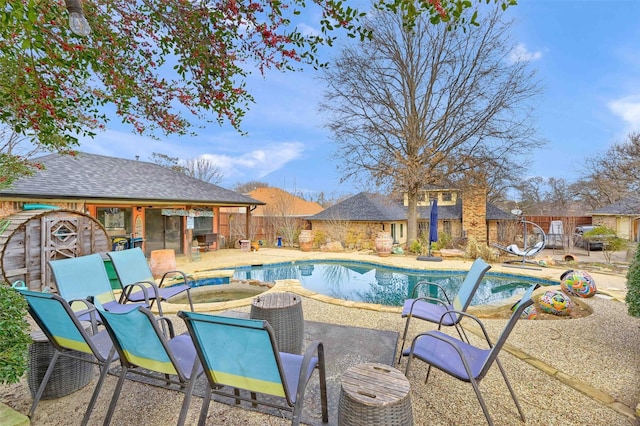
230,260,555,307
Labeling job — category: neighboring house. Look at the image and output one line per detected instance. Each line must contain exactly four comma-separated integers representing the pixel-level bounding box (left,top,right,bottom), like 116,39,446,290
221,187,324,246
0,152,263,256
308,188,514,248
591,196,640,242
309,192,409,248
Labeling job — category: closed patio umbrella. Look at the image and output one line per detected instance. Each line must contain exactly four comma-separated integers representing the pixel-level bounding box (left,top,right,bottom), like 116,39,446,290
428,199,438,256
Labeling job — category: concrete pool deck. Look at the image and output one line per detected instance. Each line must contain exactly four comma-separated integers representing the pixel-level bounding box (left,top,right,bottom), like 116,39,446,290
165,246,630,315
170,247,639,423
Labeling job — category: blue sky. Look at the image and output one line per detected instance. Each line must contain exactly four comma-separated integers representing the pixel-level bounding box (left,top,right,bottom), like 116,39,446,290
78,0,640,199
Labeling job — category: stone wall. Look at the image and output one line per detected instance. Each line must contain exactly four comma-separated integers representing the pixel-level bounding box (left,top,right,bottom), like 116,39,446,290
462,186,487,244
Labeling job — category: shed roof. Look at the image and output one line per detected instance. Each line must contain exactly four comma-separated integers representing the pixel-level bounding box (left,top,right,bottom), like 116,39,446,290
1,152,262,206
247,187,324,217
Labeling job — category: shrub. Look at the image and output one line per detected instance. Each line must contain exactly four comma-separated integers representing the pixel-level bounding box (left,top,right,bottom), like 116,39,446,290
409,240,422,254
585,226,627,264
0,282,31,384
626,244,640,317
464,237,496,262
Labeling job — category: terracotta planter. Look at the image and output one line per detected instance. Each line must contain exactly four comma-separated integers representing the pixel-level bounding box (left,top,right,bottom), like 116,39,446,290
375,232,393,257
299,230,314,252
149,249,177,279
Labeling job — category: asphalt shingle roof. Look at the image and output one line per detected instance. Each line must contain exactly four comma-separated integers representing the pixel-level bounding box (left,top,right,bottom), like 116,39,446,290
309,192,407,221
310,192,514,221
1,152,262,206
592,196,640,215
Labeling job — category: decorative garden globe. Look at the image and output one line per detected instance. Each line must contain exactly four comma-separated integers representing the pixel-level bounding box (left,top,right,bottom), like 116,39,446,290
520,305,538,320
539,290,574,316
560,270,597,298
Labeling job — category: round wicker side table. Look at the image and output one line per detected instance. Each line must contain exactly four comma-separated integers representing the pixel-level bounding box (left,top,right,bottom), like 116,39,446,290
338,362,413,426
250,292,304,354
28,330,95,400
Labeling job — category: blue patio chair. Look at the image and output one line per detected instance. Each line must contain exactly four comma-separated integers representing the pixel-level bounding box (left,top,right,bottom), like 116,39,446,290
398,257,491,363
19,290,118,425
179,311,328,426
107,247,194,312
48,253,151,318
96,304,202,426
403,284,539,426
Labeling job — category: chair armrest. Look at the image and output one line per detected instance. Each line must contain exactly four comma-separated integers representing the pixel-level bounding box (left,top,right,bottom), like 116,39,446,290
437,309,493,347
411,281,452,304
158,271,191,288
156,316,175,338
69,298,100,333
406,296,450,318
121,281,158,306
293,340,324,403
408,330,476,375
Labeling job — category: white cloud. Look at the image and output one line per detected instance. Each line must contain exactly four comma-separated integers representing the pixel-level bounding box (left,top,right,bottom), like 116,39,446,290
608,96,640,130
199,142,305,181
509,43,543,64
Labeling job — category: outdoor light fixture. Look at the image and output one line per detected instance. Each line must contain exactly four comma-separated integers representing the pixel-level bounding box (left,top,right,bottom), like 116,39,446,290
65,0,91,36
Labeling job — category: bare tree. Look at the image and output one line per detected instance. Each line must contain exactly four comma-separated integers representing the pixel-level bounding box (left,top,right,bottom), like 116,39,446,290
233,181,270,194
263,190,304,247
183,156,223,184
149,152,186,173
578,132,640,209
320,5,543,246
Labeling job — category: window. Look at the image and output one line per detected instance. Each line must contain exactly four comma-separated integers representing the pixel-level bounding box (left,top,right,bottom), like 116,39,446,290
443,221,452,236
442,192,452,202
97,207,132,236
193,215,213,235
391,223,398,243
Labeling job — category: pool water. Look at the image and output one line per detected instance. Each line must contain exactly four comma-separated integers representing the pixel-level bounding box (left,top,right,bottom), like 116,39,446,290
231,260,554,307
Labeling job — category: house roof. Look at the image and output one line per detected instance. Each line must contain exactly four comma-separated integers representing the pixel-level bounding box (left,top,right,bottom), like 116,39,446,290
591,196,640,216
1,152,262,206
310,192,514,222
309,192,407,221
247,187,324,217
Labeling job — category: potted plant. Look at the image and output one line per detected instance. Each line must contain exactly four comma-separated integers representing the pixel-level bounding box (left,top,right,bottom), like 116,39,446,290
0,282,31,384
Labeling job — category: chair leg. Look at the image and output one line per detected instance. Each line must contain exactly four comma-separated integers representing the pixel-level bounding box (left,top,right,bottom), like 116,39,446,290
495,358,526,422
177,370,198,426
103,365,129,426
29,351,61,417
198,388,213,426
424,365,433,384
398,315,412,364
81,351,115,426
318,357,329,423
468,377,494,426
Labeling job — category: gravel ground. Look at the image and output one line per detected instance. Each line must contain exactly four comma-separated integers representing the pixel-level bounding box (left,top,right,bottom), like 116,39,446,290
2,247,639,425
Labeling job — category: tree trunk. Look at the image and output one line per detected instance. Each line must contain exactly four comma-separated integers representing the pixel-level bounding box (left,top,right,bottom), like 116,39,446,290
406,190,419,248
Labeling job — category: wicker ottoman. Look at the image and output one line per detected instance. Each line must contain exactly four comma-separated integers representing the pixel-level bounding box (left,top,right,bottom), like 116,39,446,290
250,292,304,354
28,330,95,400
338,363,413,426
